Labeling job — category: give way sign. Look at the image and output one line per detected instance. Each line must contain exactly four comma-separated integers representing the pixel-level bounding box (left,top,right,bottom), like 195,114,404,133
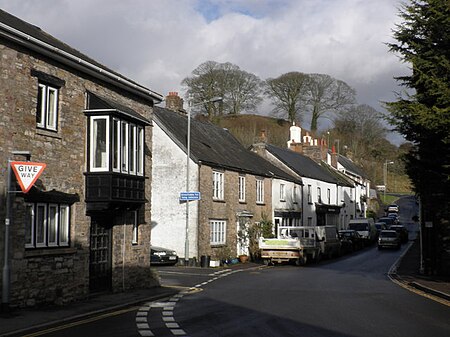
11,161,46,193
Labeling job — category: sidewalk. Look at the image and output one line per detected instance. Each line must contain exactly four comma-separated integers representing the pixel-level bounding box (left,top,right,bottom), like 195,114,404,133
393,238,450,302
0,286,178,337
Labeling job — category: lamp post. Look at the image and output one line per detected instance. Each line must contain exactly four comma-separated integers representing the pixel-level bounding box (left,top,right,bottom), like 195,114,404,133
185,96,222,266
383,160,394,202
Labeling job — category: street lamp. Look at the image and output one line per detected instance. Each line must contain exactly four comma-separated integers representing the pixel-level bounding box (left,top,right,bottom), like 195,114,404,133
383,160,394,202
185,96,222,266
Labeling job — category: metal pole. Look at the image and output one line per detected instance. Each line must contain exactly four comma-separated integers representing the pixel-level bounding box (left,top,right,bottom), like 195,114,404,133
185,101,191,266
2,159,12,312
383,160,387,202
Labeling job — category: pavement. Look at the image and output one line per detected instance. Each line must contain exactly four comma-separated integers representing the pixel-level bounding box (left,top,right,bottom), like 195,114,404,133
0,241,449,337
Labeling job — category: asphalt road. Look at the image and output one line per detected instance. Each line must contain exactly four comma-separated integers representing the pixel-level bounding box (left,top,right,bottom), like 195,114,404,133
35,196,450,337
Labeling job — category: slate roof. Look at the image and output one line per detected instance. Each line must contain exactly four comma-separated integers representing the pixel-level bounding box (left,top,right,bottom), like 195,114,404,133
85,91,151,125
338,154,368,179
265,144,351,186
153,107,302,184
0,9,162,101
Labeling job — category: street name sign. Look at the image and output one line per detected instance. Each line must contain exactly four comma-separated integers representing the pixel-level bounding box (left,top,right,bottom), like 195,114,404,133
11,161,46,193
180,191,201,201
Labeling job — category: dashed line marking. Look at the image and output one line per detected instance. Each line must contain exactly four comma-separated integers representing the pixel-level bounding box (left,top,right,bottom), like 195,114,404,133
136,267,257,336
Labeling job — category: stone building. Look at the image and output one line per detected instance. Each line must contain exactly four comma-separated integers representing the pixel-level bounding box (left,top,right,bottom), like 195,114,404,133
151,94,302,263
0,9,162,308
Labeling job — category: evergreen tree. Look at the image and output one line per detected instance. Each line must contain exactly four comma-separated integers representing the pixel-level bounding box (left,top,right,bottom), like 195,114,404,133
386,0,450,275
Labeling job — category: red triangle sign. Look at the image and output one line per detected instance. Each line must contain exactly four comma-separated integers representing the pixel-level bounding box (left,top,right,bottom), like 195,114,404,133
11,161,47,193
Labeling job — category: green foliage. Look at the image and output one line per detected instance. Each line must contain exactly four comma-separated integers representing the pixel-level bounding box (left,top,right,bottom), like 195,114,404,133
386,0,450,275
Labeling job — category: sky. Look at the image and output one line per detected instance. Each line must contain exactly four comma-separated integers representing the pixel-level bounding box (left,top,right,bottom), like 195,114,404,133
0,0,410,144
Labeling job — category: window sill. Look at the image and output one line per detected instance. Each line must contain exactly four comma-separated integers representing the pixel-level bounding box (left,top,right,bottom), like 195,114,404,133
256,202,265,206
25,247,77,257
239,200,246,204
213,199,226,203
36,128,62,139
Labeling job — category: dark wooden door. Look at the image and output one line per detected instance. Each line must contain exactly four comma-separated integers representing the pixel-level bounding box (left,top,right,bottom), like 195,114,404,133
89,218,112,292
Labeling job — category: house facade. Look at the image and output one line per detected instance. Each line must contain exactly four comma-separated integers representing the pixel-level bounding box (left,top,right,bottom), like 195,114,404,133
151,94,302,263
251,123,358,230
0,10,161,308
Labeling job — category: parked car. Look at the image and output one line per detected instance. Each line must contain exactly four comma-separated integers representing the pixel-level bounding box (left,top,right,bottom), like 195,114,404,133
150,246,179,265
389,225,409,243
374,222,387,234
339,230,364,253
387,212,399,224
348,218,377,245
378,230,401,250
387,204,399,213
377,217,395,229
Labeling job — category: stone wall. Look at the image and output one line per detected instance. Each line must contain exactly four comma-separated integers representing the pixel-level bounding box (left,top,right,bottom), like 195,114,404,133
197,165,272,260
0,38,155,307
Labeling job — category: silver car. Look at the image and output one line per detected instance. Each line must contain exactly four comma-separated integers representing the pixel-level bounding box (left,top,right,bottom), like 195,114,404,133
378,230,401,250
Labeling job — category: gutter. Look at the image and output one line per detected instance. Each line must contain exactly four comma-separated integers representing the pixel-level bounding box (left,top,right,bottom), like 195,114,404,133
0,22,163,103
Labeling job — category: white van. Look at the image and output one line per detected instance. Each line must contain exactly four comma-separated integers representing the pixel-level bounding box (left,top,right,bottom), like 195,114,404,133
348,218,377,244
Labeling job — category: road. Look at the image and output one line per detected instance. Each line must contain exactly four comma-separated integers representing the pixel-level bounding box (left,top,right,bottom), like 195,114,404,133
33,196,450,337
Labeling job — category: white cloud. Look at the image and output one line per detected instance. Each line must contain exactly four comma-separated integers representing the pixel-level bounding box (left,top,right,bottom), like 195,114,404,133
0,0,408,143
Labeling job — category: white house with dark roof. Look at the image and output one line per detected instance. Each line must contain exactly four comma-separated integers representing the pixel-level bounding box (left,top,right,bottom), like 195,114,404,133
151,93,302,263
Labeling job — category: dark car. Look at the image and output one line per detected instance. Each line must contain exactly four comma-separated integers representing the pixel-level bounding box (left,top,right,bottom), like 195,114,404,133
339,230,364,253
389,225,409,243
387,212,399,224
375,222,387,234
151,246,179,265
377,217,395,229
378,230,401,250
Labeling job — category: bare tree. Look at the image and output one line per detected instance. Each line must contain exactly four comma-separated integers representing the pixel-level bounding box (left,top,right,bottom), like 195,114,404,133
333,104,387,160
264,72,309,123
181,61,262,118
304,74,356,132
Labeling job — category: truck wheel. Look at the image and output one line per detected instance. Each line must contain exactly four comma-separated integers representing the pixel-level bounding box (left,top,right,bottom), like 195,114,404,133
263,259,271,266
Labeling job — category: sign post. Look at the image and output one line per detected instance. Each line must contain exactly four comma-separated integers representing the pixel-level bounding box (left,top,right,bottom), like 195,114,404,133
2,155,45,312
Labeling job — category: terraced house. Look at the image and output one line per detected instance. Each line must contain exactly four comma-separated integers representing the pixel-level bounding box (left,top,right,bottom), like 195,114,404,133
0,10,162,308
151,93,303,264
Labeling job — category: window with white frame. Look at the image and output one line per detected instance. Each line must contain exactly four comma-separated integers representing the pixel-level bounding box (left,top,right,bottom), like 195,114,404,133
90,116,145,176
317,187,322,203
307,185,312,203
137,127,144,175
238,175,246,202
121,121,129,172
37,83,58,131
256,178,264,204
213,171,224,200
210,220,226,245
90,116,109,171
327,188,331,204
280,183,285,201
293,185,298,203
112,118,120,172
25,203,71,248
129,124,137,175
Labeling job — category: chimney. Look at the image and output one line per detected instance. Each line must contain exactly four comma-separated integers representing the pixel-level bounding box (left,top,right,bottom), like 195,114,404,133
165,92,184,112
259,129,267,143
287,122,303,152
331,145,338,168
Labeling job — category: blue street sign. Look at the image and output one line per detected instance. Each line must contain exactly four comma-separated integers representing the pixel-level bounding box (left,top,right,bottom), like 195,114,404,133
180,191,201,201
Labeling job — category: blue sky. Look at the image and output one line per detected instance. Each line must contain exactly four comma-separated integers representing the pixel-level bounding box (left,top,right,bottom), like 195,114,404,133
0,0,409,144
